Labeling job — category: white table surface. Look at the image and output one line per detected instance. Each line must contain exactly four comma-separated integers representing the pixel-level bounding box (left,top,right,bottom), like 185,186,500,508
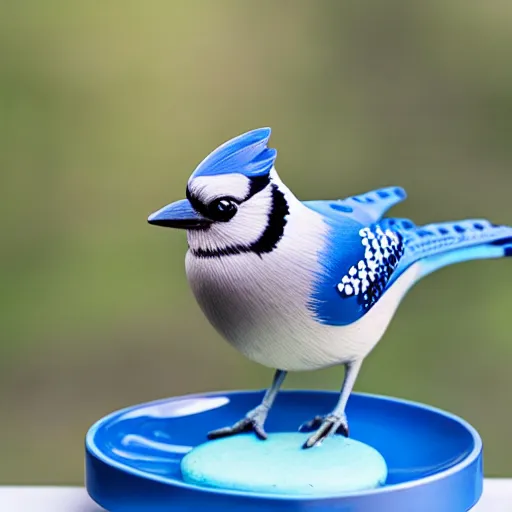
0,480,510,511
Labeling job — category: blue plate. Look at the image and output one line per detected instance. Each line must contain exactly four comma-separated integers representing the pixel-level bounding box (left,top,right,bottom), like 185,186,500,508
85,390,483,512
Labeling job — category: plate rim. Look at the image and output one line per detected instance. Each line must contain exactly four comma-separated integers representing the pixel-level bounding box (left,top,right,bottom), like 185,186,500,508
85,389,482,502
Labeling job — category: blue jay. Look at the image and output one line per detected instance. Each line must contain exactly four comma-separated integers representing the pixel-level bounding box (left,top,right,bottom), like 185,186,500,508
148,128,512,449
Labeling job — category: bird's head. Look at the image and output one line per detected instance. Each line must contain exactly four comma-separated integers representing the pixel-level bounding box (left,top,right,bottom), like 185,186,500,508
148,128,293,257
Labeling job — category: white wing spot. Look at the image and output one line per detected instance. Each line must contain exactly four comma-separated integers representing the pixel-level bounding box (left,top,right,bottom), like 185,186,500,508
336,224,405,309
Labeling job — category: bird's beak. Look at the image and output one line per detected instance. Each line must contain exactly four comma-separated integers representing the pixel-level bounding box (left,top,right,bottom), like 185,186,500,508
147,199,211,229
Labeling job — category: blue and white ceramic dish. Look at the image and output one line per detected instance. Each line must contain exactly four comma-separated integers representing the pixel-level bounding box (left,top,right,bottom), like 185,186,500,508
85,390,483,512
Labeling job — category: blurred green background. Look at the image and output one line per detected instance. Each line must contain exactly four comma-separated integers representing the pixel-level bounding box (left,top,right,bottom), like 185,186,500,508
1,1,511,484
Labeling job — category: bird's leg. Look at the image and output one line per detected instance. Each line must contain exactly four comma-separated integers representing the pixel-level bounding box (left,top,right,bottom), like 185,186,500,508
300,360,362,449
207,369,287,441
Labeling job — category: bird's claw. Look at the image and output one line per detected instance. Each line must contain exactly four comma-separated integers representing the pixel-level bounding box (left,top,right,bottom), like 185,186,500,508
299,415,325,432
299,413,349,449
207,405,269,441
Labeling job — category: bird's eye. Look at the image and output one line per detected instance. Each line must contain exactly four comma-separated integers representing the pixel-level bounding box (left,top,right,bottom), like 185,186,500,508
207,197,238,222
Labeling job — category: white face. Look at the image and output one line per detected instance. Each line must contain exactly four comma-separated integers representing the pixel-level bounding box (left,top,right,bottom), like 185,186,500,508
186,172,276,255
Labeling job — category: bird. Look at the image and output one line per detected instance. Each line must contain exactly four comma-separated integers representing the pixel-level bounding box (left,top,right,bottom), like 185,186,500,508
147,127,512,449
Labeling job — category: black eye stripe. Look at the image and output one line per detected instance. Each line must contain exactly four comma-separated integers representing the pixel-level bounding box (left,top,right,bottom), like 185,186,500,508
186,174,270,223
186,187,210,217
186,187,239,222
192,184,289,258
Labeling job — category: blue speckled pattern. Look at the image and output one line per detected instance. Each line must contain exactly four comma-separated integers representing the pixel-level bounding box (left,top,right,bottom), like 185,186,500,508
181,433,387,495
336,226,404,311
85,390,483,512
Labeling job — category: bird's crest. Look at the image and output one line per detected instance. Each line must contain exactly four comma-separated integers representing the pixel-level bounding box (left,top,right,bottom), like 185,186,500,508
191,128,277,179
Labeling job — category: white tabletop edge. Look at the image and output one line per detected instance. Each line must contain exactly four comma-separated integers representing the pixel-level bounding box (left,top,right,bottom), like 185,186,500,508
0,480,510,511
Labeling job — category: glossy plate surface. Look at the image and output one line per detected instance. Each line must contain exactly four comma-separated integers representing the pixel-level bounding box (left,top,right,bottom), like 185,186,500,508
85,390,483,512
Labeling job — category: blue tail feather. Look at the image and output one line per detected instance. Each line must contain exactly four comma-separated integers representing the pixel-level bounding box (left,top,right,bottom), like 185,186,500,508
490,236,512,257
490,236,512,248
418,243,508,278
393,219,512,279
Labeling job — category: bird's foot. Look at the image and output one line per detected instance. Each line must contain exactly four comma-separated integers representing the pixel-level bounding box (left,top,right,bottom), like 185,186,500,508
299,413,349,449
207,404,269,441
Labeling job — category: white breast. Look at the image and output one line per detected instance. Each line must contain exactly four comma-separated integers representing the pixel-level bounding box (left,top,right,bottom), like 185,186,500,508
185,202,420,372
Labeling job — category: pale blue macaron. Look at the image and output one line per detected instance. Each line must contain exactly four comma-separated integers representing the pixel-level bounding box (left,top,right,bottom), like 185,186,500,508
181,432,387,496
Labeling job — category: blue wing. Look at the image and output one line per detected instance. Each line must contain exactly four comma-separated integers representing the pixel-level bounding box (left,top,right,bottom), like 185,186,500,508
310,216,512,326
303,186,407,225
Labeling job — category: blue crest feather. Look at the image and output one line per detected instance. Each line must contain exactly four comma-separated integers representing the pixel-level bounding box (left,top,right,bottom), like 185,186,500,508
191,128,277,179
